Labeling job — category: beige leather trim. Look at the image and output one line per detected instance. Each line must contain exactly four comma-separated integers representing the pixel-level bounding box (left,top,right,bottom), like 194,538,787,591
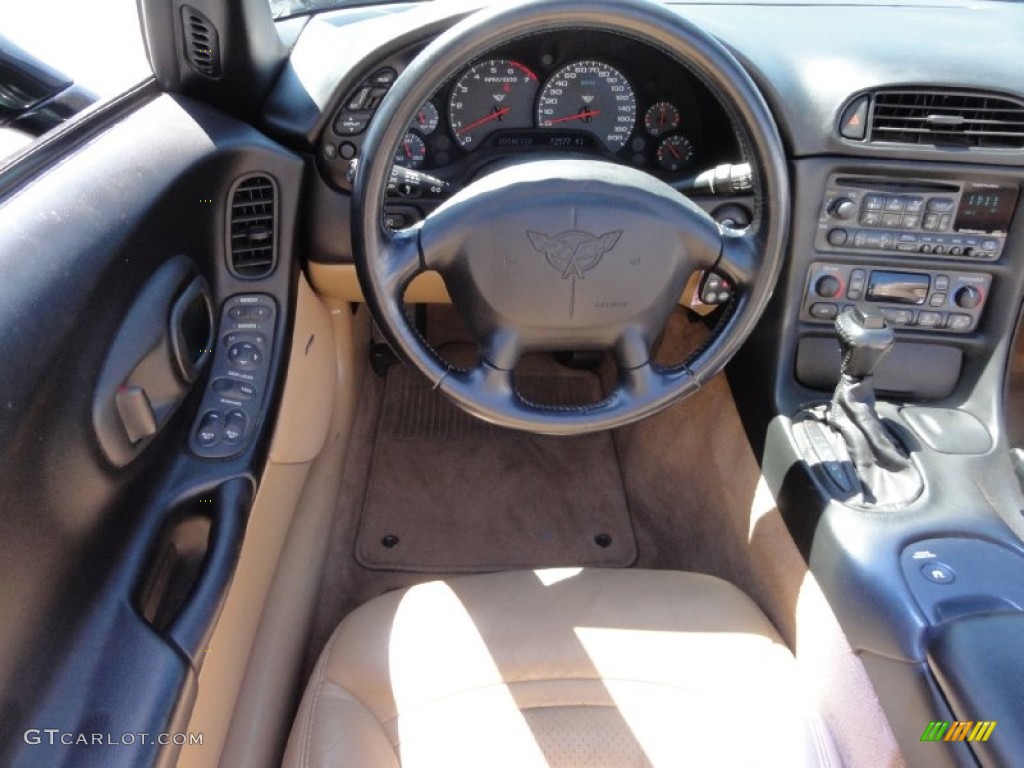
307,262,715,315
269,276,336,464
178,276,365,768
309,262,451,303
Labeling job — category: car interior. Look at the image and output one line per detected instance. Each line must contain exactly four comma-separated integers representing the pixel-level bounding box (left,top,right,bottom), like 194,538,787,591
2,0,1023,766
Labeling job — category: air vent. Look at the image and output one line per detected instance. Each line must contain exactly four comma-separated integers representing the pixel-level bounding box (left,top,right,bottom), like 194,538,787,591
870,90,1024,149
228,175,277,279
182,6,221,79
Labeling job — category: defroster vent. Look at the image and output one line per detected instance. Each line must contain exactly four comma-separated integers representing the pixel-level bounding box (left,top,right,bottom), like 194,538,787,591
182,6,221,78
870,89,1024,149
228,175,277,279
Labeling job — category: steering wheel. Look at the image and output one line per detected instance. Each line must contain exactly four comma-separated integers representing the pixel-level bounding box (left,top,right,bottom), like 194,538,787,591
353,0,789,435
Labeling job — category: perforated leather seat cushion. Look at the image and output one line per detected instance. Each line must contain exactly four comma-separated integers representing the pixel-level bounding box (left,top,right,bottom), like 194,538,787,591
285,568,840,767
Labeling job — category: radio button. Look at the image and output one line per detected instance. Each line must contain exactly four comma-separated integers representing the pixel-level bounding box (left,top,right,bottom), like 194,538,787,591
949,246,963,256
860,211,881,226
902,214,921,229
926,198,955,213
948,314,973,331
827,228,849,246
863,194,885,211
904,197,925,213
916,311,943,328
982,239,998,251
920,244,933,254
933,245,947,255
934,275,950,290
881,213,902,228
939,214,951,230
884,196,905,212
922,213,940,231
929,293,947,307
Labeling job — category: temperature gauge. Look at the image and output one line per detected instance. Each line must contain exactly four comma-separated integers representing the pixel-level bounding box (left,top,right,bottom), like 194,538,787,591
644,102,680,137
410,102,439,135
395,132,427,169
656,134,694,172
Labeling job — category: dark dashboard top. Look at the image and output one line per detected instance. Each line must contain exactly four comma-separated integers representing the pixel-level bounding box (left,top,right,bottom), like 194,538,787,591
263,0,1024,168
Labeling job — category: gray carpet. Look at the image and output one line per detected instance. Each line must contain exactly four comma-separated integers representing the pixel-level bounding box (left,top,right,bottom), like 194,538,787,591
355,363,636,572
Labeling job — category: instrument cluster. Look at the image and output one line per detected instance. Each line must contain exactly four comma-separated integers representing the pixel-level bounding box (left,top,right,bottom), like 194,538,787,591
322,30,740,191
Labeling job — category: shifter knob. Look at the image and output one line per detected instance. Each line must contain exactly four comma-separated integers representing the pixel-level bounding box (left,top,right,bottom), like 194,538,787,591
836,306,895,379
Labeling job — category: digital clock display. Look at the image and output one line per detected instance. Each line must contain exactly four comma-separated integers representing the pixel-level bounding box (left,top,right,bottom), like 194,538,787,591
954,185,1019,233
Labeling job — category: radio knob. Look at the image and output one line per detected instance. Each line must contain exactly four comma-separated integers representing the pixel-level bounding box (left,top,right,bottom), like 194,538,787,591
954,286,982,309
815,275,843,299
830,198,857,220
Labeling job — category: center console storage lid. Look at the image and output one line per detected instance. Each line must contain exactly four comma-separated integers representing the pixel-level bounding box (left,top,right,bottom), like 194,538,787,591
927,611,1024,767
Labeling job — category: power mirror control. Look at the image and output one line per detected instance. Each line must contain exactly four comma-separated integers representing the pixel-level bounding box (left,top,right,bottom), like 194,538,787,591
189,294,276,459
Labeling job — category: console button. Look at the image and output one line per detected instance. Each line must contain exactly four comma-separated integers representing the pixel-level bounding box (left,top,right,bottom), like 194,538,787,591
881,213,902,228
815,275,843,298
929,293,946,307
921,562,956,585
334,112,371,136
212,378,256,400
830,198,857,220
228,342,262,369
229,306,251,320
839,96,869,139
862,194,885,211
982,239,998,251
939,214,951,230
197,411,224,446
810,302,839,320
922,213,940,231
916,311,943,328
934,275,950,291
367,68,397,87
860,211,881,227
904,197,925,213
827,228,849,246
881,308,913,325
884,196,905,212
955,286,983,309
933,245,946,255
926,198,955,213
902,214,921,229
948,313,973,331
223,410,248,443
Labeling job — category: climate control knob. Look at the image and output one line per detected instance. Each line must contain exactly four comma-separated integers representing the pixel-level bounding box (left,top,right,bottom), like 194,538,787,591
830,198,857,220
954,286,982,309
815,274,843,298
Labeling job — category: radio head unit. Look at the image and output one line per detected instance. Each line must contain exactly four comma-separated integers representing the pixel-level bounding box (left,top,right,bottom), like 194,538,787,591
816,175,1019,261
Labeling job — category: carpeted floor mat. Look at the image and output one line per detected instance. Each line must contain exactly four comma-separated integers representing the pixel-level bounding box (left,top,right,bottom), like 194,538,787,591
355,363,636,571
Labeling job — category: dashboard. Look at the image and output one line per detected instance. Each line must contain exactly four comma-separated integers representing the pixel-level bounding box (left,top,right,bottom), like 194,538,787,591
318,30,740,217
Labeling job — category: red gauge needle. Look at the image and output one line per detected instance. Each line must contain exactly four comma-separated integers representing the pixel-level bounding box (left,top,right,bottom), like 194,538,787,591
456,107,511,136
659,104,667,127
546,109,601,125
402,140,413,159
667,143,681,159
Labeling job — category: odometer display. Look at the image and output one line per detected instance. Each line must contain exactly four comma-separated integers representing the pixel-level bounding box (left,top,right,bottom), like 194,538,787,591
448,59,539,149
536,60,636,151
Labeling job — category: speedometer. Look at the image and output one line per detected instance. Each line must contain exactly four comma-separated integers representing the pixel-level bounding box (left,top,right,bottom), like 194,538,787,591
536,61,636,151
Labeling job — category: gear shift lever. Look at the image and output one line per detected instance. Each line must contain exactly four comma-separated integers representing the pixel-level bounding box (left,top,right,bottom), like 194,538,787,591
826,307,921,505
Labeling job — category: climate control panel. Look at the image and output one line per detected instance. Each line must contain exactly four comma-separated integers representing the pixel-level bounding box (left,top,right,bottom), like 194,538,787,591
189,294,276,459
801,263,991,332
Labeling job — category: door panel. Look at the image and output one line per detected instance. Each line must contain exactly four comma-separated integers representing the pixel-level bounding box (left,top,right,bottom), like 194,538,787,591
0,86,302,767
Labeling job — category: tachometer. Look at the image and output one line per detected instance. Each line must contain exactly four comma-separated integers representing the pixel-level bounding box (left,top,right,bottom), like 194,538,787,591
536,60,636,151
449,59,539,149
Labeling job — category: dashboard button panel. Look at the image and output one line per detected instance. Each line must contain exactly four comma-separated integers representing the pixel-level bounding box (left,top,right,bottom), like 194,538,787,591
801,263,990,332
189,294,276,459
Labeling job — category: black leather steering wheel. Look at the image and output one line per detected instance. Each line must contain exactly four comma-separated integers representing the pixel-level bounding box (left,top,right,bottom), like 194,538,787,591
353,0,789,435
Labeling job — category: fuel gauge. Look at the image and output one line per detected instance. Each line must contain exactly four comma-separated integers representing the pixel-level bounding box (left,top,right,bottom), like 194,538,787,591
395,132,427,169
656,134,694,172
644,102,680,137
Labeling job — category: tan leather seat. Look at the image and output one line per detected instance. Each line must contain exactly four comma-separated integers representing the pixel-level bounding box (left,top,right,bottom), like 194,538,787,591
285,568,840,767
